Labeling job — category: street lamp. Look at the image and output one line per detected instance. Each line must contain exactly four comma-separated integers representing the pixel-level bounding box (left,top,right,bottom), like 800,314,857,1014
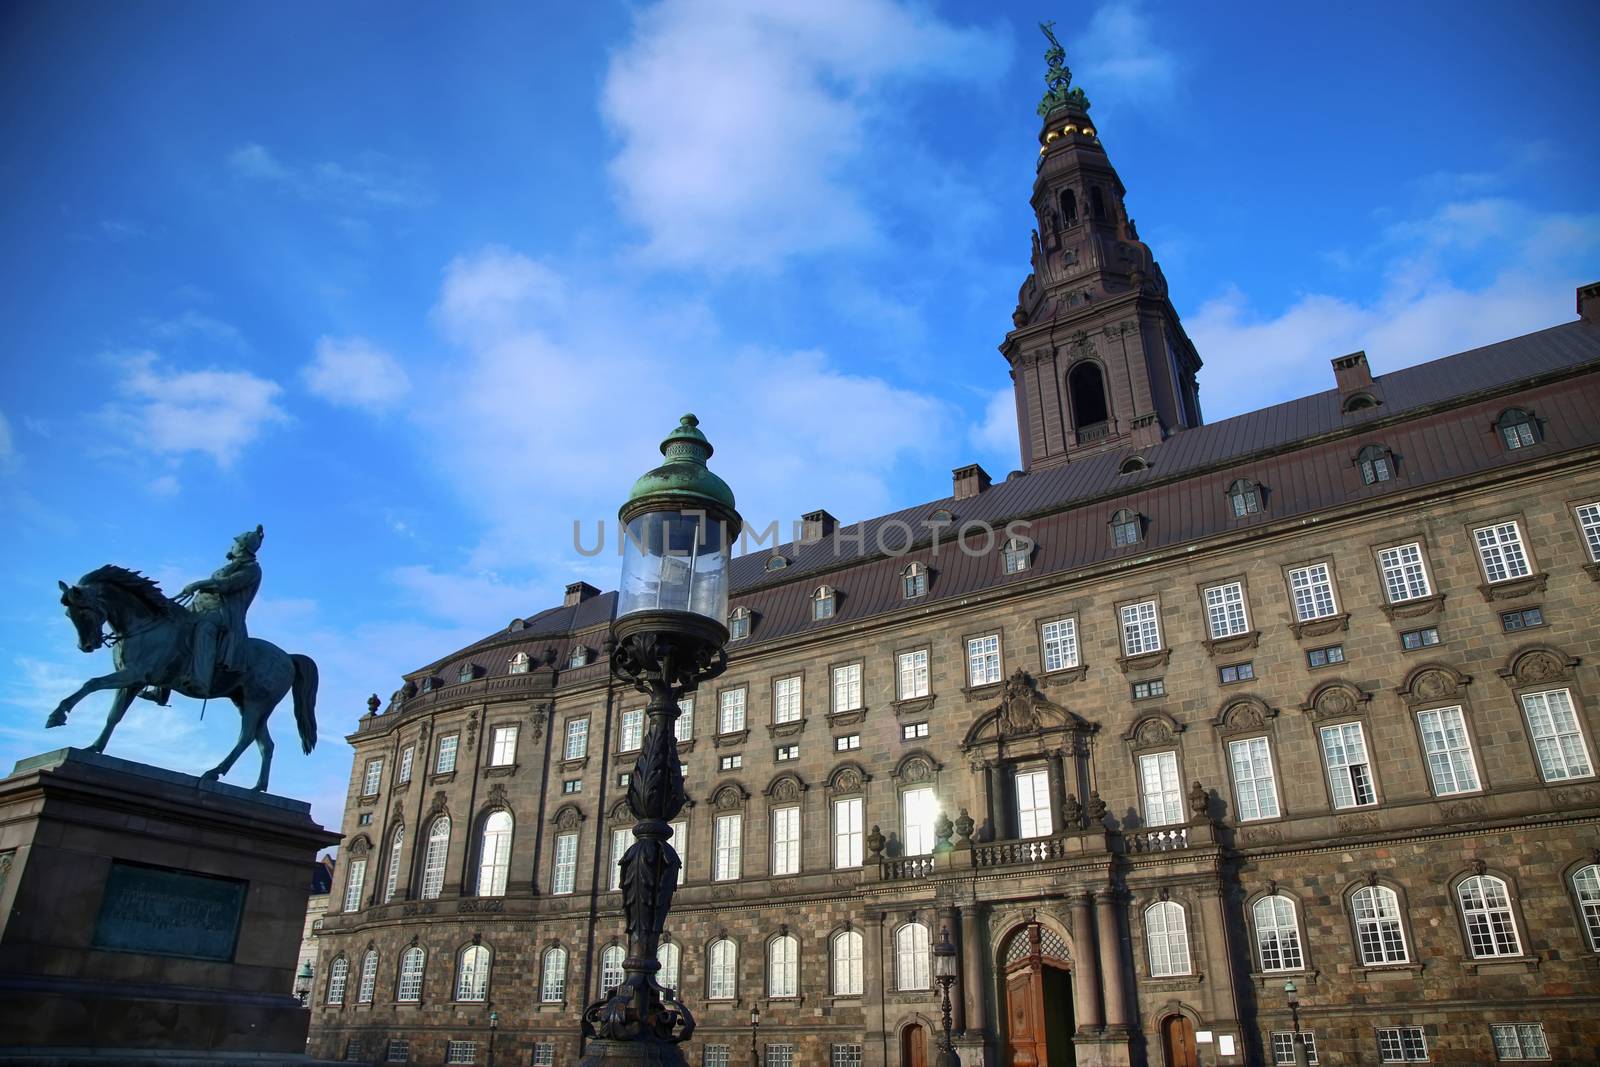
579,414,742,1067
487,1009,499,1067
750,1003,762,1067
293,961,314,1005
932,927,959,1067
1283,980,1309,1067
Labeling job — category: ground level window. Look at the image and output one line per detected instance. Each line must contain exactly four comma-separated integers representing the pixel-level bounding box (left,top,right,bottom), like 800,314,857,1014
1271,1033,1318,1065
902,721,929,740
1377,1027,1428,1062
1306,645,1345,668
344,1040,365,1062
445,1041,478,1065
1490,1023,1549,1060
1400,626,1440,651
1219,662,1255,684
766,1045,795,1067
705,1047,731,1067
385,1041,411,1063
836,734,860,751
1501,608,1544,632
532,1044,555,1067
831,1046,863,1067
1132,679,1165,700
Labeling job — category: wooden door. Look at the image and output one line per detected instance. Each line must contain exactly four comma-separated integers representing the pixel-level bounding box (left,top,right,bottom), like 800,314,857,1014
901,1023,928,1067
1004,965,1045,1067
1161,1014,1198,1067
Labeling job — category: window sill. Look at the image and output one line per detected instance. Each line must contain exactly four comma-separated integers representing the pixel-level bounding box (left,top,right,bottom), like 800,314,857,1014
357,793,379,807
1584,561,1600,582
892,696,936,718
1117,648,1171,674
828,706,869,727
962,682,1004,701
768,718,806,739
1381,593,1445,621
1479,572,1548,602
1251,968,1318,990
429,771,457,785
713,729,749,749
1039,665,1088,686
1289,613,1350,640
1202,630,1260,658
1140,973,1204,991
560,756,589,772
1461,954,1540,975
484,763,518,777
1358,962,1424,980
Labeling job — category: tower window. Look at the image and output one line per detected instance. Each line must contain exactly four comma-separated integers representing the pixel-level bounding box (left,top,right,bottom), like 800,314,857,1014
1067,361,1109,432
1355,445,1394,486
1090,186,1107,222
1110,509,1142,547
1059,188,1078,227
1228,479,1263,517
1496,408,1539,450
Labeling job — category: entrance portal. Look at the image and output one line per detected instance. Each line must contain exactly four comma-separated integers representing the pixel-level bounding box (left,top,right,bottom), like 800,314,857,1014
1160,1014,1198,1067
1000,923,1076,1067
900,1023,928,1067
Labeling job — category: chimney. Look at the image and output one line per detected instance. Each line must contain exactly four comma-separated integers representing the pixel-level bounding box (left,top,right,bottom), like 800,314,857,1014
1129,412,1164,449
800,509,837,545
1332,350,1374,396
952,463,992,500
564,581,600,607
1579,281,1600,325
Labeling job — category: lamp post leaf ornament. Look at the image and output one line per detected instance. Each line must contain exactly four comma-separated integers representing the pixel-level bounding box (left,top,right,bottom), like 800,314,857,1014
581,414,741,1067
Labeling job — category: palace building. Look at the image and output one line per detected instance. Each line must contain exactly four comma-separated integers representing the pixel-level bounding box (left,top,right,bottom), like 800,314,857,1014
308,64,1600,1067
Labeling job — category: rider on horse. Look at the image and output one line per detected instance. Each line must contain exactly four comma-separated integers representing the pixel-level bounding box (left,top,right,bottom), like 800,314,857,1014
142,524,264,704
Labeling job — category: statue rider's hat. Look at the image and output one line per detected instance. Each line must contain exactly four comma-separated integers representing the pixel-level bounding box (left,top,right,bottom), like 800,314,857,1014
235,524,264,554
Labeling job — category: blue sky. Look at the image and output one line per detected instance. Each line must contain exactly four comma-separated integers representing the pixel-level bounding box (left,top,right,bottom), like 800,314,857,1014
2,1,1596,828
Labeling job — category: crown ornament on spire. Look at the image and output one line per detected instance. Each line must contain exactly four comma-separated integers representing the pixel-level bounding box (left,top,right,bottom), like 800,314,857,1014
1037,21,1090,116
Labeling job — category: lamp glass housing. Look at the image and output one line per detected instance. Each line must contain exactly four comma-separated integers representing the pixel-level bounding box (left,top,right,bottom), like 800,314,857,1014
933,932,957,979
618,510,731,622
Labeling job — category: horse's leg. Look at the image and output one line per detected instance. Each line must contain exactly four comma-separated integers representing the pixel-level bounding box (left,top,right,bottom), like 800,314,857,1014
252,715,275,792
47,670,147,728
201,698,259,782
87,685,141,754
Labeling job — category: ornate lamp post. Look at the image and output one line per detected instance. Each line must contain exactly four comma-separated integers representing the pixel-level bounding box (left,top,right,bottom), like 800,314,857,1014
580,414,742,1067
293,961,313,1005
1284,980,1309,1067
750,1003,761,1067
932,927,959,1067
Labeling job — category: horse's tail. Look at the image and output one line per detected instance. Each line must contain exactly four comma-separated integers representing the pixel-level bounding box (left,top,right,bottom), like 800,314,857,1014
291,654,319,755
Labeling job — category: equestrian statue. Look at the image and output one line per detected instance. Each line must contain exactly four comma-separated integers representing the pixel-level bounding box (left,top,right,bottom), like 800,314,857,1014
47,524,319,792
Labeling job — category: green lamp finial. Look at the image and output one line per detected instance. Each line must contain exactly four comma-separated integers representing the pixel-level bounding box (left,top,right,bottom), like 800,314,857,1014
1037,20,1090,117
621,412,739,523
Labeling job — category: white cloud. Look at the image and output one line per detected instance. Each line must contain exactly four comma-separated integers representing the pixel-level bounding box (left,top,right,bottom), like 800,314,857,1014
0,411,14,467
1075,3,1179,107
147,310,247,350
147,474,180,497
100,352,289,467
600,0,1006,269
229,142,428,210
302,337,411,412
971,387,1020,473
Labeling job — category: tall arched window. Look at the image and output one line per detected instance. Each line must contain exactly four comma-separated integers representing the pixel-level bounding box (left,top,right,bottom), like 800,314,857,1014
769,934,799,998
477,810,513,896
708,938,738,999
1068,361,1109,431
384,824,404,903
1145,901,1191,976
397,946,425,1002
812,585,836,621
832,930,864,996
420,815,450,900
541,946,568,1002
1059,188,1078,227
1351,885,1408,964
326,955,349,1005
902,562,928,600
357,949,378,1003
456,944,490,1002
895,922,930,990
1457,875,1522,958
1090,186,1107,221
1573,864,1600,951
601,945,626,994
1252,896,1303,972
658,940,681,992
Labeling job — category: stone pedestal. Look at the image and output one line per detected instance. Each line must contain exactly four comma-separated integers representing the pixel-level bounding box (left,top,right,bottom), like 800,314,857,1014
0,749,342,1066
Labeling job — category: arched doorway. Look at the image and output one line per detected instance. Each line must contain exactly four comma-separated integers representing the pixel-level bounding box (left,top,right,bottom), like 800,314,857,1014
1000,922,1076,1067
1160,1013,1198,1067
900,1022,928,1067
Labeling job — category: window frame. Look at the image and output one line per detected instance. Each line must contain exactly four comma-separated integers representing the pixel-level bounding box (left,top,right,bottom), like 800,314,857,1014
1568,861,1600,953
770,804,801,877
1348,882,1411,966
563,717,590,762
1319,719,1380,810
487,723,519,767
811,585,836,621
1037,613,1082,675
1355,444,1395,486
1372,539,1435,605
1573,500,1600,563
1251,892,1306,973
1495,407,1539,451
767,933,800,999
540,945,568,1003
1227,478,1263,518
772,674,804,726
712,812,743,882
1470,517,1536,585
475,809,514,896
902,562,928,600
965,631,1003,689
436,734,460,775
1517,687,1595,783
830,660,864,715
717,686,748,736
396,945,425,1003
1144,899,1192,977
893,921,931,990
1117,597,1164,657
419,814,451,900
1227,734,1282,823
1453,871,1525,960
551,830,579,895
831,928,865,996
1201,580,1251,641
1412,704,1483,797
896,646,931,701
728,606,751,641
1284,559,1341,624
455,943,491,1002
899,783,939,857
707,937,738,1000
1136,749,1184,827
832,795,864,869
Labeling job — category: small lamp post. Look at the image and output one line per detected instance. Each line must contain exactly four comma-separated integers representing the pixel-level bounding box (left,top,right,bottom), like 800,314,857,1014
750,1003,762,1067
293,961,314,1005
932,927,960,1067
578,415,742,1067
487,1009,499,1067
1284,980,1309,1067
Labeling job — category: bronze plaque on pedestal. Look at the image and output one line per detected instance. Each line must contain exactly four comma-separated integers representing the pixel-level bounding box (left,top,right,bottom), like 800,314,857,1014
91,860,247,961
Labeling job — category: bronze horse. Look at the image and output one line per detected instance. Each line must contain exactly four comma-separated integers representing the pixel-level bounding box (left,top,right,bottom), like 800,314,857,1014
49,565,318,791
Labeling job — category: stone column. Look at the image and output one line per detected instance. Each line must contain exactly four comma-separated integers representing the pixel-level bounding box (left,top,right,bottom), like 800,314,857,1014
1070,891,1103,1032
960,903,988,1034
865,912,889,1067
1047,749,1068,834
939,905,966,1035
1095,889,1131,1031
980,761,1001,840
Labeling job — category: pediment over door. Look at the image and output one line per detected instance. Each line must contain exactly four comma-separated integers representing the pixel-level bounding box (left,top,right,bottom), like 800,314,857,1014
963,669,1097,755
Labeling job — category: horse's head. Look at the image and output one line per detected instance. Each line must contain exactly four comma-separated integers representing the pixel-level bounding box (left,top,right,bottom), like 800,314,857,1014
59,580,108,652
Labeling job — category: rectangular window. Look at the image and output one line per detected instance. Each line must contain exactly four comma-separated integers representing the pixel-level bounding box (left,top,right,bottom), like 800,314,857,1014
1475,521,1532,583
619,709,644,752
831,1046,863,1067
772,805,800,876
1120,600,1162,656
705,1047,730,1067
901,785,938,856
1015,769,1053,838
773,676,802,724
610,827,630,892
766,1045,795,1067
362,758,383,797
1400,626,1441,650
398,746,413,784
902,721,929,740
564,718,589,761
1228,737,1280,821
445,1042,477,1065
713,813,742,881
898,649,930,699
618,771,631,787
1288,563,1338,621
832,663,862,712
1416,706,1480,795
719,755,743,771
1219,662,1255,684
776,744,799,762
357,812,372,827
386,1040,412,1063
489,725,518,766
1307,644,1345,668
552,832,578,894
1501,607,1545,632
1321,722,1376,808
343,858,367,912
1132,679,1165,700
1139,751,1183,826
676,696,694,741
532,1043,555,1067
719,689,747,734
562,779,582,794
836,734,860,751
1041,618,1080,673
1378,542,1432,603
1490,1023,1550,1060
1377,1026,1428,1062
1270,1033,1318,1066
1204,582,1250,639
671,820,686,885
967,635,1001,687
436,735,459,774
834,797,864,868
1520,688,1594,780
1578,502,1600,562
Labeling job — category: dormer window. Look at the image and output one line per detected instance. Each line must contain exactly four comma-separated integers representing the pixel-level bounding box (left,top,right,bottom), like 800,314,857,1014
728,607,751,641
1002,537,1031,574
568,646,589,669
929,508,955,525
420,676,435,693
509,652,530,675
1343,392,1378,413
1496,408,1538,450
1110,509,1142,547
765,555,788,572
1356,445,1394,486
1227,479,1262,517
812,586,836,621
457,665,475,684
902,562,928,599
1119,456,1149,476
